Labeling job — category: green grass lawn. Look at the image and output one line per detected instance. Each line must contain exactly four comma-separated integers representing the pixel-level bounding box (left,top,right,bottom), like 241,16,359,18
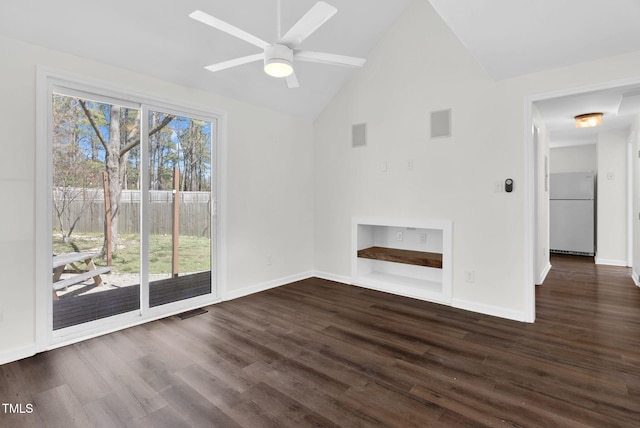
53,233,211,274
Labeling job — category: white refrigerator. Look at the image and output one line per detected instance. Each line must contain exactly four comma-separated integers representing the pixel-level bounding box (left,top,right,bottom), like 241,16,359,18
549,172,595,256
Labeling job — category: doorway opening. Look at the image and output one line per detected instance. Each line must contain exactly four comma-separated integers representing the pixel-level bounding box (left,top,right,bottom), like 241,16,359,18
526,78,640,300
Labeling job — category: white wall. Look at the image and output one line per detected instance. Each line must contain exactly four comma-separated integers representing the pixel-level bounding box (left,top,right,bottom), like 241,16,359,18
0,35,314,360
632,115,640,282
596,131,628,265
313,0,640,320
550,145,597,173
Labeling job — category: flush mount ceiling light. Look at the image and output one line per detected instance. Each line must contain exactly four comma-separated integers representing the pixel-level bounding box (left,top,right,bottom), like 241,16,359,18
574,112,603,128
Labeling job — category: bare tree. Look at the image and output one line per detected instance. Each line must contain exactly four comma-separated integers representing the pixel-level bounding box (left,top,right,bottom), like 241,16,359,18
52,186,100,244
51,95,103,244
79,100,173,255
179,118,211,191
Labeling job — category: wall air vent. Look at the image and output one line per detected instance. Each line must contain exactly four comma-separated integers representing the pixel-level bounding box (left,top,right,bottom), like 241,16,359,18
430,109,451,138
352,123,367,147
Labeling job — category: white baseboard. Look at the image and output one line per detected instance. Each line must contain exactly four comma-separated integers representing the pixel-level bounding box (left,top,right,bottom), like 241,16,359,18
222,271,314,301
0,271,540,368
537,262,552,285
312,271,351,285
0,344,36,366
595,258,628,267
315,271,531,322
315,272,531,322
633,270,640,287
452,298,531,323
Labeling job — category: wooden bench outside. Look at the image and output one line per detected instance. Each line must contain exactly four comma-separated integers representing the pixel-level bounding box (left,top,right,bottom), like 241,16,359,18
53,266,113,291
52,252,112,295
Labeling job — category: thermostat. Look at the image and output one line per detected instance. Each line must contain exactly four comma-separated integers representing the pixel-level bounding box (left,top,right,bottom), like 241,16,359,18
505,178,514,193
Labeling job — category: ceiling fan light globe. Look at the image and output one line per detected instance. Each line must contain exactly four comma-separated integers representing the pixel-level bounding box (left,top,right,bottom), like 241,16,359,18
264,44,294,78
264,59,293,77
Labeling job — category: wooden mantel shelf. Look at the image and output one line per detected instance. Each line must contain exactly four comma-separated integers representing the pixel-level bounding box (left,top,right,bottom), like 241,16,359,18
357,246,443,269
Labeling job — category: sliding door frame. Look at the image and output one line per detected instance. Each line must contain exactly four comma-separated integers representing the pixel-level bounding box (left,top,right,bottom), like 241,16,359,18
35,67,226,351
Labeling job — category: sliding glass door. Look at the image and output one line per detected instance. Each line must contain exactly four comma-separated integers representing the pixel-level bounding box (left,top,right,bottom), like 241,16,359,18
51,94,143,330
146,109,214,307
47,85,217,336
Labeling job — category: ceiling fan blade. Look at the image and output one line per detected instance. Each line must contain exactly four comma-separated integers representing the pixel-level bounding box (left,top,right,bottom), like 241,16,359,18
295,51,366,68
189,10,269,49
279,1,337,48
285,72,299,89
204,54,264,73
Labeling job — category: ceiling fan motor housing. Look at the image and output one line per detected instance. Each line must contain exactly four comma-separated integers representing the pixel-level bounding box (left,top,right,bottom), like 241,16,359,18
264,44,294,77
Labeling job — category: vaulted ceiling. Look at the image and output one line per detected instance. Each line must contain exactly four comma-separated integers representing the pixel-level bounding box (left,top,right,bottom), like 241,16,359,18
0,0,412,119
429,0,640,147
429,0,640,81
2,0,640,128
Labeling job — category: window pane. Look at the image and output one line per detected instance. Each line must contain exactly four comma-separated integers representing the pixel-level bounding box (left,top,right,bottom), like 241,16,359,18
52,94,141,329
147,111,213,307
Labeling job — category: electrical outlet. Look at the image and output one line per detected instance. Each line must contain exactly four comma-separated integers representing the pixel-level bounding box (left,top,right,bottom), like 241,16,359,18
407,159,414,170
465,270,475,283
396,232,403,241
420,233,427,244
381,161,388,172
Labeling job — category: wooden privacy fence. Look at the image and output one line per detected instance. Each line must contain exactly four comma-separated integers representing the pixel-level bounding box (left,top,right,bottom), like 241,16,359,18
53,188,212,237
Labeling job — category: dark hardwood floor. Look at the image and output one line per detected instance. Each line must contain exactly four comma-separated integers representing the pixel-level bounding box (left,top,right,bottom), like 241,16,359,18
2,255,640,427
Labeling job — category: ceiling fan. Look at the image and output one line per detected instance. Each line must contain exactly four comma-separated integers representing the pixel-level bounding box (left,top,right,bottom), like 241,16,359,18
188,0,366,88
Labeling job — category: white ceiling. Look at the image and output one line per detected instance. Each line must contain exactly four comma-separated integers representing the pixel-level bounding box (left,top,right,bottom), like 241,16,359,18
0,0,412,120
428,0,640,81
428,0,640,148
535,85,640,148
2,0,640,127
